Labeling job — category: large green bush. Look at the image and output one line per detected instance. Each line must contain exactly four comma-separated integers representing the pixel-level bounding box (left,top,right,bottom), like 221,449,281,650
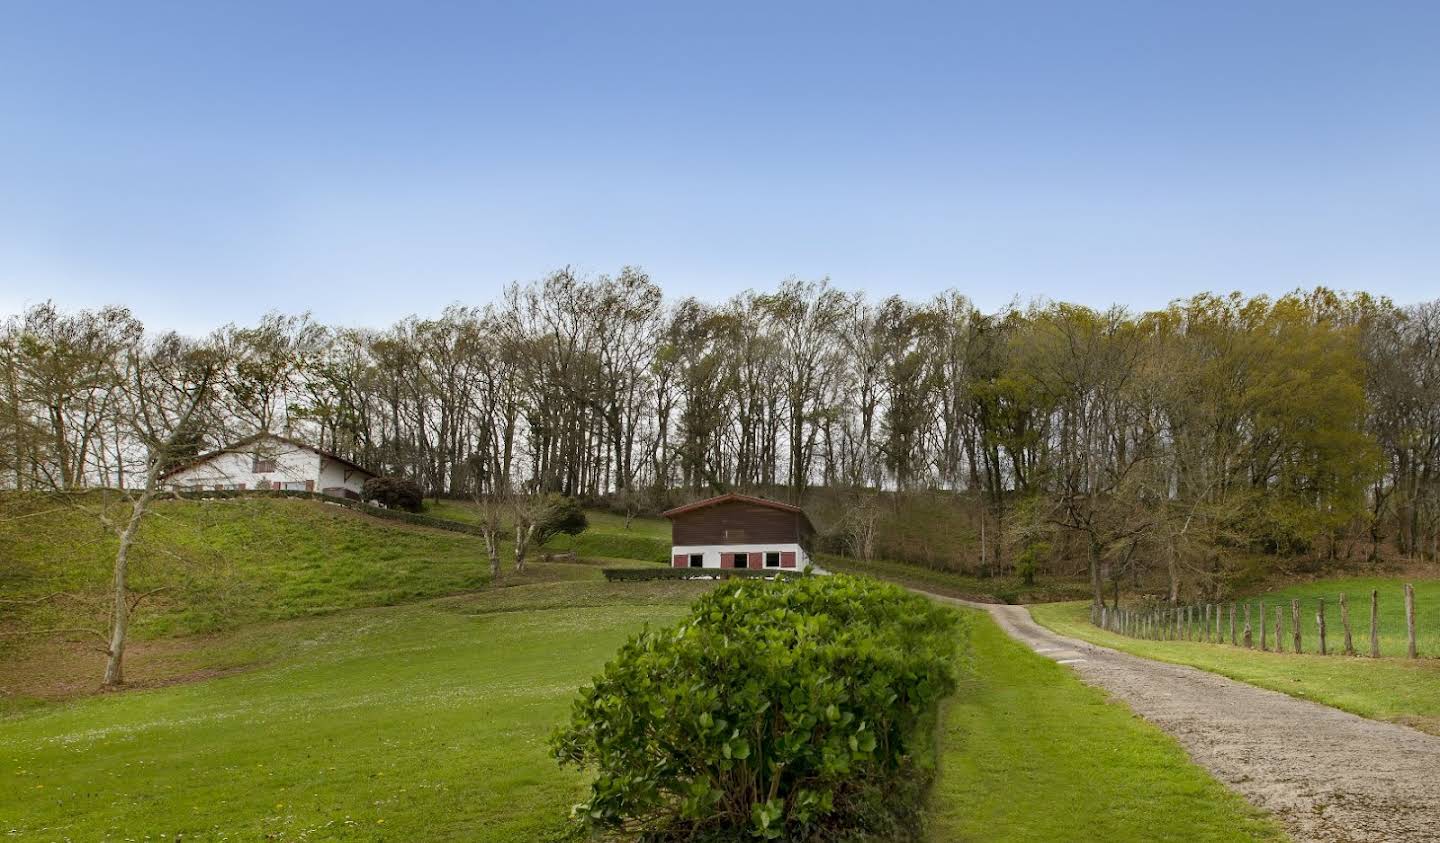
551,575,961,841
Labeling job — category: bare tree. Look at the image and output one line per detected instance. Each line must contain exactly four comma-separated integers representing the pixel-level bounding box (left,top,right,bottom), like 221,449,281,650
98,332,224,685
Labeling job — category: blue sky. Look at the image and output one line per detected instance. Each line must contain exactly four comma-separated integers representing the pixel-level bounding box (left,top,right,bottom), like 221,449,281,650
2,1,1437,332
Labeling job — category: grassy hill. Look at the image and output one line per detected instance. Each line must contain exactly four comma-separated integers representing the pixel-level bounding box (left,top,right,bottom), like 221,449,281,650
0,494,676,707
1,496,493,644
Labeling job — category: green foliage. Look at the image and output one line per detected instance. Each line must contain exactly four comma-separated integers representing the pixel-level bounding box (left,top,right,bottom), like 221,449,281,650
1015,540,1050,587
533,493,588,543
362,476,424,512
551,575,960,841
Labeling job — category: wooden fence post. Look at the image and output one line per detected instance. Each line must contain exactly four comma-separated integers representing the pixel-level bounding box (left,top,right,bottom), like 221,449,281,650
1243,603,1253,648
1370,590,1380,658
1203,604,1211,643
1216,603,1223,642
1230,603,1237,645
1340,593,1354,656
1406,584,1417,659
1291,599,1302,654
1317,597,1327,656
1275,605,1285,653
1260,601,1268,651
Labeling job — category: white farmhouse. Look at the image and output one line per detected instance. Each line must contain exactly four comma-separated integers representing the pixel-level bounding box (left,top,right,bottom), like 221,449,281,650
161,433,377,499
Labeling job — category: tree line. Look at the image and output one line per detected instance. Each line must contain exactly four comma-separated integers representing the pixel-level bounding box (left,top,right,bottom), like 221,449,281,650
4,271,1440,609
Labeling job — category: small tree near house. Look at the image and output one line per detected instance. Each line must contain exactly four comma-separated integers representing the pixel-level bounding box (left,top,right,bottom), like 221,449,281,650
511,493,587,573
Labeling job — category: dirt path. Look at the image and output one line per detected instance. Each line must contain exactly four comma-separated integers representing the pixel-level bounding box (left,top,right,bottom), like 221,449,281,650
925,593,1440,843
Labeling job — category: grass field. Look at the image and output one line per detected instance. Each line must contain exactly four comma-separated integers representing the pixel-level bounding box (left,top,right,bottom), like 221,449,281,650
0,577,709,841
1033,597,1440,735
1,575,1279,841
2,494,1292,839
928,609,1284,841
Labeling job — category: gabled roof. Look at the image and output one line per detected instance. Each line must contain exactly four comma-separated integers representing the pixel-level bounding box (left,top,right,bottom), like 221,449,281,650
159,432,377,480
662,492,814,531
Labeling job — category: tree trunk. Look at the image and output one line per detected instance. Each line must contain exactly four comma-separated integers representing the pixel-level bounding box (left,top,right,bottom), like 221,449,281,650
104,486,154,685
1089,538,1105,609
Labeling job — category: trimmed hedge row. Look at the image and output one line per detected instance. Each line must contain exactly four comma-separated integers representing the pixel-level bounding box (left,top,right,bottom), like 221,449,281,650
601,566,804,582
552,575,961,841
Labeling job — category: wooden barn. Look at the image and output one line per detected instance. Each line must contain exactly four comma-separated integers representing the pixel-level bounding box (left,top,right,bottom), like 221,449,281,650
663,493,814,571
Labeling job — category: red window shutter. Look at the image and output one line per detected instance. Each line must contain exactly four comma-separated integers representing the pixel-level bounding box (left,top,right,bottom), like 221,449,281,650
749,554,761,570
305,480,315,492
673,554,687,568
721,553,733,569
781,552,796,568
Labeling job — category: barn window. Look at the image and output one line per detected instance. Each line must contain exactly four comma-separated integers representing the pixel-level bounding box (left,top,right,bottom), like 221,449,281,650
765,552,781,568
732,552,749,569
689,554,704,568
252,456,277,473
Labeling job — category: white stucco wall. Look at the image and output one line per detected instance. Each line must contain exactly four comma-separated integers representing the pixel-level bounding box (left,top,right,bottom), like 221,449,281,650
670,543,810,570
165,436,321,492
318,457,372,497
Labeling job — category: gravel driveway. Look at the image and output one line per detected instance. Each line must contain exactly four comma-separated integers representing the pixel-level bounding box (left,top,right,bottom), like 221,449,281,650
924,593,1440,843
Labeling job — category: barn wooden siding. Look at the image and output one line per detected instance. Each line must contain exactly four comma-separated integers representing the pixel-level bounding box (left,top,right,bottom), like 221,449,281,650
670,500,811,546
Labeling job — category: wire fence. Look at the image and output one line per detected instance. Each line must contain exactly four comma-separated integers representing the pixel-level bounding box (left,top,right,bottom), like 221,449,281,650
1090,585,1422,658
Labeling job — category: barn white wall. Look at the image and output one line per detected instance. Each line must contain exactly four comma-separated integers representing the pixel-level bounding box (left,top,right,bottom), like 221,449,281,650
669,543,809,569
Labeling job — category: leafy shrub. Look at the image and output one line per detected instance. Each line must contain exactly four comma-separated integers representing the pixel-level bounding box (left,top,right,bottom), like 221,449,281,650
533,493,588,542
551,575,961,841
362,476,424,512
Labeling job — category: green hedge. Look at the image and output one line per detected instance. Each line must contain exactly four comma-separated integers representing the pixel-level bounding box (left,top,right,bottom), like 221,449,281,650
552,575,961,841
601,567,804,582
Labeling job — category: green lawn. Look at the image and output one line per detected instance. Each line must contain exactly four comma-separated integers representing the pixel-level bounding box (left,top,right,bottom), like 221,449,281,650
1032,600,1440,735
3,581,1283,842
0,578,708,841
930,609,1285,842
